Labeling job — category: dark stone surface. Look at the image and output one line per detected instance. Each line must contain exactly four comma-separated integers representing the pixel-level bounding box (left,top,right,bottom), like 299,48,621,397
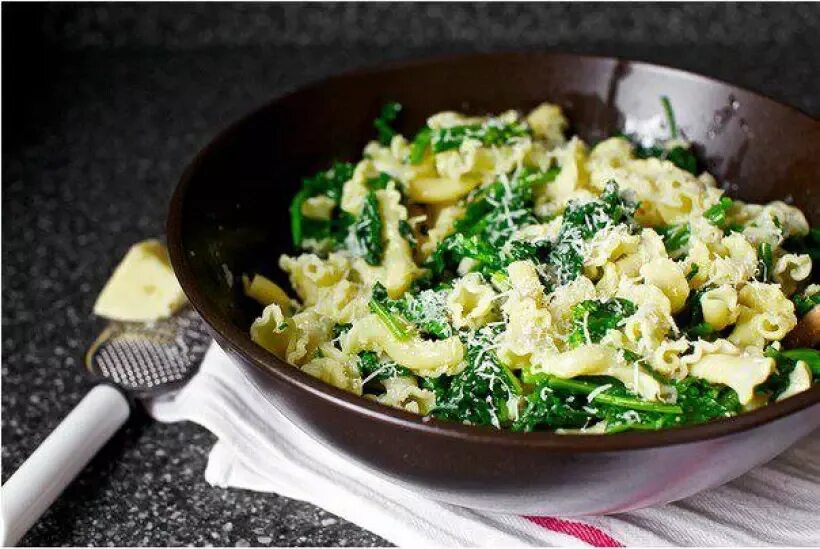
2,3,818,546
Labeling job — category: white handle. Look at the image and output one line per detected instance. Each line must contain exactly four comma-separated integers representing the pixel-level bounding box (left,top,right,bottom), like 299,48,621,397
1,385,130,546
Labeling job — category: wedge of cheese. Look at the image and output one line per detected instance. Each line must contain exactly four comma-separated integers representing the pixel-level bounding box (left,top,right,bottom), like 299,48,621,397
93,239,187,322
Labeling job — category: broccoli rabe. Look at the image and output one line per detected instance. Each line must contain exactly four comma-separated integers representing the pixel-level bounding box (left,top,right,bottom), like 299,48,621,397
657,223,690,255
373,102,402,145
545,181,638,286
369,283,413,340
428,324,522,427
765,347,820,381
426,167,558,276
631,96,699,175
678,287,718,340
431,120,531,153
365,172,392,191
566,298,637,348
635,145,699,175
357,351,412,382
353,192,385,266
398,220,417,250
703,196,734,229
289,162,355,247
755,242,773,282
408,126,432,164
514,374,684,433
792,289,820,317
369,282,453,340
408,119,532,164
511,383,590,432
674,377,741,423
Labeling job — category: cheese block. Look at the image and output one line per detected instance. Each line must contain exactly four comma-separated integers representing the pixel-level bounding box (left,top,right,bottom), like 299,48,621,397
93,239,187,322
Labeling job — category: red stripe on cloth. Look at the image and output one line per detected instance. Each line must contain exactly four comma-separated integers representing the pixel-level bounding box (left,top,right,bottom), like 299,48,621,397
524,516,622,547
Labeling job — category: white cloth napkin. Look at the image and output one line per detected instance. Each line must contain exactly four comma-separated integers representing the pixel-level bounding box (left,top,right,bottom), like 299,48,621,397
148,343,820,547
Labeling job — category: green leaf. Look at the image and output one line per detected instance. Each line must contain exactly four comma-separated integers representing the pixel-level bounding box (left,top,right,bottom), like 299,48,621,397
537,375,683,415
704,196,734,228
288,162,355,248
657,223,690,254
408,126,432,165
429,120,531,154
793,290,820,317
357,351,413,382
369,283,413,340
398,220,417,250
373,102,402,145
661,95,678,139
425,167,557,276
354,192,385,266
566,298,637,348
686,263,699,281
755,242,773,282
366,172,392,191
429,325,521,428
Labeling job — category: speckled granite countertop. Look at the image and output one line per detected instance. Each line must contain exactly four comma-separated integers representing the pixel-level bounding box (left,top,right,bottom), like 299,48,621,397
2,4,818,547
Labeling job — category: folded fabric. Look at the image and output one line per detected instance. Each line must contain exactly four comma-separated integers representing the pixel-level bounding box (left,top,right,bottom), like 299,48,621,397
148,343,820,546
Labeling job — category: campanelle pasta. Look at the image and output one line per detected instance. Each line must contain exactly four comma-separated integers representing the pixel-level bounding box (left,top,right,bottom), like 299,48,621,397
246,100,818,434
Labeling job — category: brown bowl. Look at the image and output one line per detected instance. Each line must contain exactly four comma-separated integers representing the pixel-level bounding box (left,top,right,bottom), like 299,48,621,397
167,52,820,515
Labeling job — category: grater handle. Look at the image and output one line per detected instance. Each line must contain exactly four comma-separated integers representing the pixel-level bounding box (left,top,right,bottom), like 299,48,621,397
0,384,130,546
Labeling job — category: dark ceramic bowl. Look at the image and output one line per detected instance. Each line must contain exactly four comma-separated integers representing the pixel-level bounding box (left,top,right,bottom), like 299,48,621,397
167,52,820,515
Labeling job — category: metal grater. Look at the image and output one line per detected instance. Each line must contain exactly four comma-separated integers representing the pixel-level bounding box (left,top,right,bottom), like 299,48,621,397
84,306,211,397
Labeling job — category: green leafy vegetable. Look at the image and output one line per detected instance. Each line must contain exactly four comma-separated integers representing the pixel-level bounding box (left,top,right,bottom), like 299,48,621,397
408,126,432,164
398,220,417,250
755,242,773,282
430,120,531,153
369,283,412,340
369,282,453,340
657,224,690,255
703,196,734,229
530,375,683,415
426,167,558,276
357,351,412,382
429,325,521,427
373,102,402,145
366,172,392,191
354,192,385,266
545,181,638,286
511,382,591,432
766,347,820,378
672,377,741,423
686,263,700,281
289,162,355,247
679,287,718,340
661,95,678,138
793,289,820,317
631,97,699,175
566,298,637,348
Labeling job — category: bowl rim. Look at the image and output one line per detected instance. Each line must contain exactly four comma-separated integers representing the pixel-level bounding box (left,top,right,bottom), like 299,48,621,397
167,50,820,453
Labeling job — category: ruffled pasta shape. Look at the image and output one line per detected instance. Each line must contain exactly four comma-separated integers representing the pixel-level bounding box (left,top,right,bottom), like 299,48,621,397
342,314,465,376
447,272,498,329
301,343,363,395
371,376,437,414
279,253,351,306
251,304,332,366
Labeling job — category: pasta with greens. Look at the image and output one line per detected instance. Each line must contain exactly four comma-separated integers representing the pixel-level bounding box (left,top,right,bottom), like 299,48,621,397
248,99,820,433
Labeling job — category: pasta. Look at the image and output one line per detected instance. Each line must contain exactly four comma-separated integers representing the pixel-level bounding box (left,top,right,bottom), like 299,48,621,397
247,99,819,434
